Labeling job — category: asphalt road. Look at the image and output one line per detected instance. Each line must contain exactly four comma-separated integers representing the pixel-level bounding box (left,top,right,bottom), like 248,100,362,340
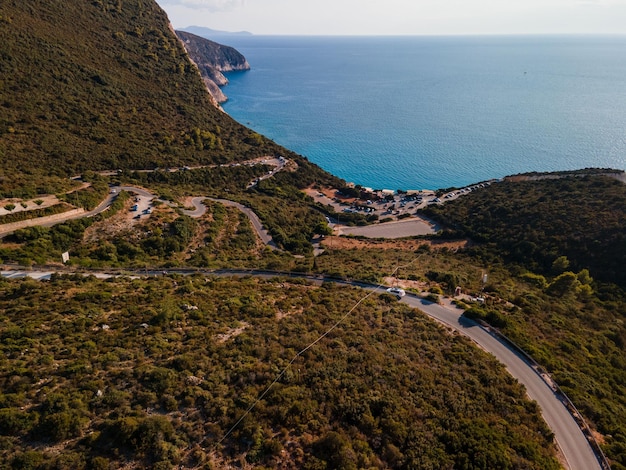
337,217,438,238
0,185,279,251
0,157,286,238
182,197,279,250
0,157,609,468
401,294,602,470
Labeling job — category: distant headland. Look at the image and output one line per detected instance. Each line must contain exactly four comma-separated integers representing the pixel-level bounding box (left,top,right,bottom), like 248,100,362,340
176,30,250,106
180,25,253,37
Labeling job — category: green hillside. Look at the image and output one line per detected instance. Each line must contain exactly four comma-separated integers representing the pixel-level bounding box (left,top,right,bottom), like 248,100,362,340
2,0,625,468
0,0,344,252
422,173,626,288
421,173,626,468
0,0,289,196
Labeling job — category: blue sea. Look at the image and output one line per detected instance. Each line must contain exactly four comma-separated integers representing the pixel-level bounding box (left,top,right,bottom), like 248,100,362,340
219,35,626,190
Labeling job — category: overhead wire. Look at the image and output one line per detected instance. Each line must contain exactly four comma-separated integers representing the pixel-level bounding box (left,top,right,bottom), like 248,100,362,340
217,252,425,445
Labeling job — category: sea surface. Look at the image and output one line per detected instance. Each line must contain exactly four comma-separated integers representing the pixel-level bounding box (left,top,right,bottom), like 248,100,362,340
218,35,626,190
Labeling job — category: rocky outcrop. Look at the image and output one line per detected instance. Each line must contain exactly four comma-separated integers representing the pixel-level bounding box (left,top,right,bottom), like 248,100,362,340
175,30,250,106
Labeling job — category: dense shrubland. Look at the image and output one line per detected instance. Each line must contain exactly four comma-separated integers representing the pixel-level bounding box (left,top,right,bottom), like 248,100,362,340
0,0,301,195
420,174,626,469
0,203,73,225
1,0,345,255
2,0,625,467
119,164,340,255
0,274,560,469
0,195,312,270
56,175,110,211
422,175,626,288
315,239,626,468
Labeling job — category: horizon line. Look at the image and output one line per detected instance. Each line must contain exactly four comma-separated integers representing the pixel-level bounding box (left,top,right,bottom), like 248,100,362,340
178,29,626,39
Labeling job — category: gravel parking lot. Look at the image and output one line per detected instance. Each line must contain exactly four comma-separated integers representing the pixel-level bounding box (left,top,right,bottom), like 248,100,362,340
336,217,439,238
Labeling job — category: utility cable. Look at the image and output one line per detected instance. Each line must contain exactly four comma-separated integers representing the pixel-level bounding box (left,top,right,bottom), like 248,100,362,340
217,283,384,445
218,252,424,445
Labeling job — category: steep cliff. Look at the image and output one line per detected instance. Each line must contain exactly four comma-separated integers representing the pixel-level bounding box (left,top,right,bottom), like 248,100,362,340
0,0,282,190
176,30,250,105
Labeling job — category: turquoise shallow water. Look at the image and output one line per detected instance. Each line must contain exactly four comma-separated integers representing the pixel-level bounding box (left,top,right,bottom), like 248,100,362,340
218,35,626,190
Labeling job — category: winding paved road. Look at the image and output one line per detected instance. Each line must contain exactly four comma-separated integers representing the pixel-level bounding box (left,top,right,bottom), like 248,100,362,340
0,159,287,245
401,294,602,470
0,186,280,248
0,158,612,469
182,197,278,249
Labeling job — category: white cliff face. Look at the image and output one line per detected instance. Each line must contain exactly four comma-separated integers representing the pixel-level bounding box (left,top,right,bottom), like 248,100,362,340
212,60,251,73
175,30,250,106
209,69,228,87
180,51,223,107
202,77,228,105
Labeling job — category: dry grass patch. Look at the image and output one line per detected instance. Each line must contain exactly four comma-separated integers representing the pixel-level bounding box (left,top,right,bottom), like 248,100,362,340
216,321,250,343
322,236,470,251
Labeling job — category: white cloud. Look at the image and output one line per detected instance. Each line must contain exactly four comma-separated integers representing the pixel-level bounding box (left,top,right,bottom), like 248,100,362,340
159,0,245,12
576,0,626,4
157,0,626,35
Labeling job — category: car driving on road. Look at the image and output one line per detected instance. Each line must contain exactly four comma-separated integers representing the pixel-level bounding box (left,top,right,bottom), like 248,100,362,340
386,287,406,298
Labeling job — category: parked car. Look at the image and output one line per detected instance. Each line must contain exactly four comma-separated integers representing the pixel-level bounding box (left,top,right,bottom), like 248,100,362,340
386,287,406,298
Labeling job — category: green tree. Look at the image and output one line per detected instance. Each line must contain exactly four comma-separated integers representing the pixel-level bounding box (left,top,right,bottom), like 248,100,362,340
313,431,358,470
551,256,570,274
11,451,44,470
547,271,580,297
577,268,593,285
521,272,547,289
313,221,333,237
577,283,594,300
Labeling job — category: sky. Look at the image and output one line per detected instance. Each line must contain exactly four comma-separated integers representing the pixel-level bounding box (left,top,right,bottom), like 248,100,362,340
155,0,626,36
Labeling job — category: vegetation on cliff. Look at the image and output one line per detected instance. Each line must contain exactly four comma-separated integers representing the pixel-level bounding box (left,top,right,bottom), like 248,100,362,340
421,174,626,288
0,0,291,197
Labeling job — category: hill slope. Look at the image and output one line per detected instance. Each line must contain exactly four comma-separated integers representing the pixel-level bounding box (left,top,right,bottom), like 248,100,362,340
2,1,618,468
0,274,561,469
423,173,626,288
0,0,283,194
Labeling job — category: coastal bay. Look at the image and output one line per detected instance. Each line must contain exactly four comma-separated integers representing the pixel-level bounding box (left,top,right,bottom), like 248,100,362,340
219,35,626,190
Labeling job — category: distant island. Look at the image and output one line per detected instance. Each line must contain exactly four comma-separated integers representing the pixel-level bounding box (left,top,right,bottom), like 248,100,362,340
181,25,253,37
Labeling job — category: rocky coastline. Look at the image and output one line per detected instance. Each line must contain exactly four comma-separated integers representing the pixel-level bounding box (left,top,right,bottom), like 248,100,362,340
175,30,250,107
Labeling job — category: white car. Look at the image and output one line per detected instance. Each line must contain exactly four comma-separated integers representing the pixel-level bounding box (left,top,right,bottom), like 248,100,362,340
386,287,406,298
